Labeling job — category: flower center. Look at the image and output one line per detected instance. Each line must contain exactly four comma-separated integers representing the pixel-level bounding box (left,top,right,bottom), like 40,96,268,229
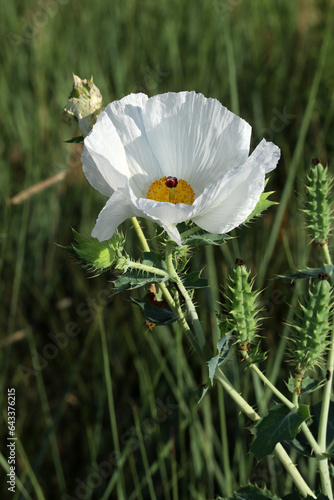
146,176,195,205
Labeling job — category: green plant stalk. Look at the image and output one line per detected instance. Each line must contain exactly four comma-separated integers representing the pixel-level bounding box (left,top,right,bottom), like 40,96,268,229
165,241,211,359
292,373,302,407
317,243,334,500
132,405,157,500
98,312,126,500
131,217,151,252
130,217,205,360
126,260,170,278
239,351,325,457
131,220,315,497
243,351,333,498
214,369,315,499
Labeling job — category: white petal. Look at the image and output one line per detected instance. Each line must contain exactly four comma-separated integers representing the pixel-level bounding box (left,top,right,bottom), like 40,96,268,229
83,93,162,198
91,187,142,241
142,91,251,194
103,94,163,196
160,223,182,246
82,111,130,194
138,198,194,224
192,139,280,233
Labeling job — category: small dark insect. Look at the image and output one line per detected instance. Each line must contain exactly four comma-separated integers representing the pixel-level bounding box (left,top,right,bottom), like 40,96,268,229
318,273,329,281
235,258,245,266
312,157,321,165
326,370,331,381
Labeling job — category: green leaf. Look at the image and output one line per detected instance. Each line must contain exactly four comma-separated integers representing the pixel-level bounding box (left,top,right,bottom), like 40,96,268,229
245,187,277,224
281,494,303,500
181,228,233,246
65,135,84,143
250,404,310,461
197,378,212,405
223,484,281,499
182,270,208,289
275,264,334,281
130,296,178,326
208,333,234,384
113,252,170,293
113,270,169,294
287,376,326,395
142,251,168,271
199,334,234,405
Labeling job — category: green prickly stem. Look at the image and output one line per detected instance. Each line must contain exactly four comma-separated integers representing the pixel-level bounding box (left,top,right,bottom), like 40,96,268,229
224,259,260,352
304,160,332,245
288,275,332,374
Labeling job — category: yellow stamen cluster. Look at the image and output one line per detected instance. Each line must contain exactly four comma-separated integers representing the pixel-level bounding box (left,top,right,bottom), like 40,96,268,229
146,176,195,205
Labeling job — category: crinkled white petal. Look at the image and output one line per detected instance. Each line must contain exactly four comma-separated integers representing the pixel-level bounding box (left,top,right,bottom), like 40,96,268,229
142,91,251,194
91,187,141,241
101,93,163,196
81,145,125,197
82,92,280,245
83,93,162,197
192,139,280,233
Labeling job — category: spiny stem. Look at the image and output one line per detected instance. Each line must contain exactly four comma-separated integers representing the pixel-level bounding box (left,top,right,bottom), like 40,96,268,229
127,261,170,278
165,242,211,359
130,218,204,359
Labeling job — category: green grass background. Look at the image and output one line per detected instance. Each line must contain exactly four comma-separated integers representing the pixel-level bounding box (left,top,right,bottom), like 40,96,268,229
1,0,334,498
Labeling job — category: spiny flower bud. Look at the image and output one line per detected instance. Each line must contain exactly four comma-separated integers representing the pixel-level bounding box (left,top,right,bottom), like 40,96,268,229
67,229,126,275
60,75,103,137
304,160,333,245
225,259,260,352
288,275,332,374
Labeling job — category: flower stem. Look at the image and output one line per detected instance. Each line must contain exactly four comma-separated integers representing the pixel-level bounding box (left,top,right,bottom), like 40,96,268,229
131,217,151,252
126,261,170,278
130,218,204,359
317,243,334,500
165,242,211,359
214,368,316,498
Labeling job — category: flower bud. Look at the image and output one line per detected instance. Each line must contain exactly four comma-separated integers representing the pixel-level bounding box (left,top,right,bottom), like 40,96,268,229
68,229,126,275
304,160,333,245
224,259,260,352
60,75,103,137
288,276,332,374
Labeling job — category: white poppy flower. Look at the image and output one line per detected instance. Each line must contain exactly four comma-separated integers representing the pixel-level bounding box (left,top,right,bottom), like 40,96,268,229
82,91,280,246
